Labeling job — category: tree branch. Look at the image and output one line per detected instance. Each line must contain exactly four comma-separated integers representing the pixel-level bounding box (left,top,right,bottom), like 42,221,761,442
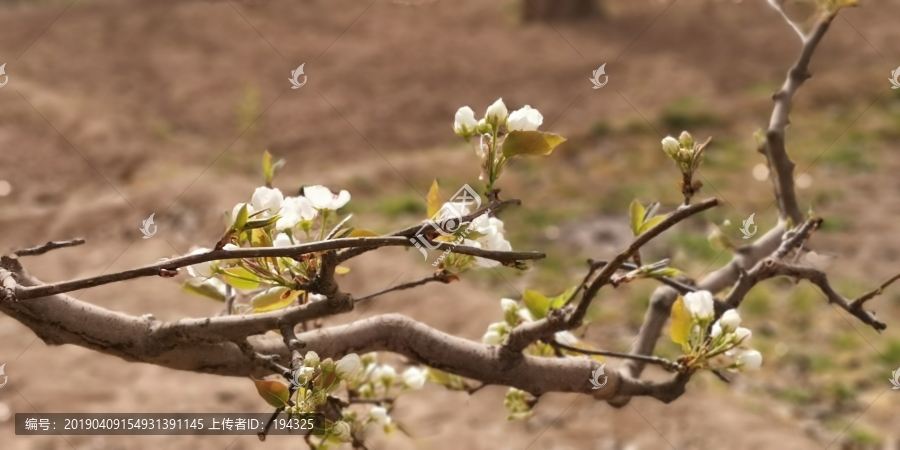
13,239,86,257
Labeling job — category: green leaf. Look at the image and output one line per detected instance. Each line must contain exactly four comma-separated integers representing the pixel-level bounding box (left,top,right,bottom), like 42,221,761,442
670,296,691,349
426,179,442,219
639,215,666,234
425,369,466,391
222,267,261,290
651,267,682,278
262,150,273,184
245,215,281,230
629,200,645,236
501,131,567,157
251,287,301,313
334,266,351,275
522,289,551,320
233,204,250,231
252,378,290,408
549,286,578,309
346,228,379,237
181,278,226,302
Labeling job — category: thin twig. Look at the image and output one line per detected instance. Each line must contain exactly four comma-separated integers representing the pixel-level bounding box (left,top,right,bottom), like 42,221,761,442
852,273,900,307
588,260,697,295
549,340,683,373
355,272,454,303
13,239,85,257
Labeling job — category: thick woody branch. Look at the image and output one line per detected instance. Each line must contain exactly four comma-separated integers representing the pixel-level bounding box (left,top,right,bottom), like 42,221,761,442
9,238,542,301
0,263,688,404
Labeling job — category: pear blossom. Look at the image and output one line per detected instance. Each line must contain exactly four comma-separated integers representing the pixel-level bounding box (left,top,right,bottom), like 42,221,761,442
517,308,534,322
335,353,363,379
453,106,477,138
372,365,397,384
735,349,762,370
501,298,518,312
369,406,391,426
711,322,723,338
482,330,503,345
309,293,327,302
251,187,284,216
331,421,352,442
276,196,317,230
187,247,214,278
402,367,426,390
303,351,320,367
555,330,578,345
485,98,508,127
304,185,351,210
734,327,752,343
720,309,741,332
683,290,715,320
661,136,680,158
230,203,255,226
273,233,292,248
507,105,543,132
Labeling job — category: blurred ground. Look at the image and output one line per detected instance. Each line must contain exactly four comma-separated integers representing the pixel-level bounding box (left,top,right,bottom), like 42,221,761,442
1,0,900,448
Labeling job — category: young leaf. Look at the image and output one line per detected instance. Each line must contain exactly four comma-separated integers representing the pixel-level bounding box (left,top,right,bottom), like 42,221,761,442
251,287,301,313
426,179,442,219
262,150,273,185
222,267,261,290
501,131,567,157
245,215,281,230
181,278,226,302
522,289,551,320
233,204,250,232
252,378,290,408
639,215,667,234
670,296,692,349
251,228,274,248
549,286,578,309
334,266,351,275
629,200,645,236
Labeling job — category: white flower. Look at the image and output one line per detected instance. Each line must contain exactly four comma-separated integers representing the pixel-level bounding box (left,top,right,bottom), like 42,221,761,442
485,98,508,127
711,322,723,339
507,105,543,132
501,298,518,312
369,406,391,426
304,185,351,211
335,354,363,379
372,365,396,384
186,247,214,278
276,196,317,229
661,136,680,158
251,187,284,217
517,308,534,322
273,233,293,248
683,291,715,320
720,309,741,332
331,421,352,442
402,367,426,390
555,330,578,344
303,351,320,367
453,106,477,137
482,330,503,345
736,349,762,370
309,293,327,302
734,327,752,344
293,366,315,385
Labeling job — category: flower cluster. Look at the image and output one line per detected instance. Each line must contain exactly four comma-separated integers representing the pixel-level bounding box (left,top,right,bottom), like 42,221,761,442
453,99,559,190
673,291,762,372
178,158,354,313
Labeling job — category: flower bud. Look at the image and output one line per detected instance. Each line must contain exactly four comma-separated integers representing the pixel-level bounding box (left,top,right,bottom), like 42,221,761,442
719,309,741,332
500,298,518,312
736,349,762,370
303,351,320,367
369,406,391,426
683,291,715,320
733,327,752,343
507,105,543,132
711,322,723,338
661,136,680,159
475,118,492,135
331,421,352,442
485,98,508,127
453,106,477,139
402,367,427,390
679,131,694,149
482,330,503,345
335,354,363,379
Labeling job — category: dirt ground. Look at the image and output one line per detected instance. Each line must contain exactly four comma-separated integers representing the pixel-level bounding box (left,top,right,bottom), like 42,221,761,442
2,0,900,448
